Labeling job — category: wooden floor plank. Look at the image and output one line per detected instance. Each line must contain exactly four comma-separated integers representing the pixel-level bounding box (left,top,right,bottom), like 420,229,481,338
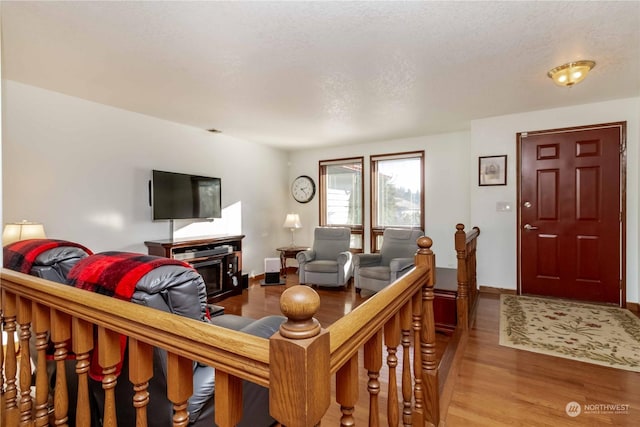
447,293,639,426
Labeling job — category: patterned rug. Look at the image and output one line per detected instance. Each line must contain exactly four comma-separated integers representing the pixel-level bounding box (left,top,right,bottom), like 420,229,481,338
499,294,640,372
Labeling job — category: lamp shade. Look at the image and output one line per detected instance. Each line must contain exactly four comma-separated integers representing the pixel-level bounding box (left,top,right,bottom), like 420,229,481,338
282,213,302,229
2,221,47,246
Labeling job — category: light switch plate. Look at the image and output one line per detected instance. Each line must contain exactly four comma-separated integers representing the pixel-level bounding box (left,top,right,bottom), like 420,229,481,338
496,201,512,212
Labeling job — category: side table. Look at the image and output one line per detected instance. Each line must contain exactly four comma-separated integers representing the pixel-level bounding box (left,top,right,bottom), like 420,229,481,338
276,246,310,277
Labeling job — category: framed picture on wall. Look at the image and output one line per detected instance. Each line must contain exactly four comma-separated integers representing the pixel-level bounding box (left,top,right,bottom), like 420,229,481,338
479,155,507,186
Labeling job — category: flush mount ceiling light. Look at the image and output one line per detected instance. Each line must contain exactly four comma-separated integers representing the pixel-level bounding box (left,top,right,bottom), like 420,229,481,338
547,60,596,87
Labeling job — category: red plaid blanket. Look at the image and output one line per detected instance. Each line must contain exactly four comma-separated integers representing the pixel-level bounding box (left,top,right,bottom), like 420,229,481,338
67,251,192,380
68,251,190,300
3,238,93,273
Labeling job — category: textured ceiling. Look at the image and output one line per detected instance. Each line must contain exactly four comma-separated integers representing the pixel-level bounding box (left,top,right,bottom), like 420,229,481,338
2,1,639,150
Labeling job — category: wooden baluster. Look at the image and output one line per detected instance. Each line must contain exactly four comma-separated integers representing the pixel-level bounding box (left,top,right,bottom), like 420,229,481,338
400,303,413,427
214,370,242,427
128,338,153,427
385,313,400,427
72,318,94,427
33,303,51,427
364,329,382,427
97,327,121,427
270,285,330,427
17,296,34,425
335,354,358,427
471,246,477,310
417,237,439,426
467,254,474,321
411,290,424,426
469,229,479,322
3,291,20,426
51,309,71,427
167,353,192,427
455,224,469,331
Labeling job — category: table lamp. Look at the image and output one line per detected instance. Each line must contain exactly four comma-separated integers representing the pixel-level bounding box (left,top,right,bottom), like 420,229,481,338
282,213,302,246
2,220,47,246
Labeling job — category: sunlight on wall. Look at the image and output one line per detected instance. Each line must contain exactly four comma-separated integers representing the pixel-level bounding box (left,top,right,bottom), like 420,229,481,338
173,201,242,238
87,211,125,230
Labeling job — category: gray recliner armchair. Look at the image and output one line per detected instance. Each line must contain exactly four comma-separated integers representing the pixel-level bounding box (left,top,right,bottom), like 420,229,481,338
296,227,353,288
3,238,93,284
354,228,424,294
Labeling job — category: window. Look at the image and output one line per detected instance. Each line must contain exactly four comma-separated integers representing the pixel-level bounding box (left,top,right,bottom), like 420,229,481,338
319,157,364,252
370,151,424,252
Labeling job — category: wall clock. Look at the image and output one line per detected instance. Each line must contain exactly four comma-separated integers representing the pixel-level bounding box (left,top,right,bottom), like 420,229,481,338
291,175,316,203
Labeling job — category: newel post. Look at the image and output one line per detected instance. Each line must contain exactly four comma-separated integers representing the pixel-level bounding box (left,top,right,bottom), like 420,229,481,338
270,285,330,427
455,223,469,331
415,236,440,426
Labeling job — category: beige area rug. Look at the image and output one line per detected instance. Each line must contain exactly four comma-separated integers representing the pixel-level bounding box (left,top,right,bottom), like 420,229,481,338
499,294,640,372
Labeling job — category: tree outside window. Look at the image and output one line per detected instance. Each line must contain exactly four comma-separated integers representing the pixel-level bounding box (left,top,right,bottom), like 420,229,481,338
371,151,424,252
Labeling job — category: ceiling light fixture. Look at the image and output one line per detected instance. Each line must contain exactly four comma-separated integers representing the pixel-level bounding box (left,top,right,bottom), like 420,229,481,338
547,60,596,87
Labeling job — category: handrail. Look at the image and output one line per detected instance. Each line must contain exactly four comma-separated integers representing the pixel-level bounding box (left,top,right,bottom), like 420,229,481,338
1,269,271,386
465,225,480,243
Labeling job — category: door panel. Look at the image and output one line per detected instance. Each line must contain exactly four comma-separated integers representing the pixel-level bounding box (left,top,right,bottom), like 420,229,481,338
536,234,559,278
576,166,599,219
537,169,558,219
519,124,623,305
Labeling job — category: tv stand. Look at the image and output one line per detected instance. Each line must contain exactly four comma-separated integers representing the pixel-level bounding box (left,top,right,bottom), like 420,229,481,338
144,235,245,303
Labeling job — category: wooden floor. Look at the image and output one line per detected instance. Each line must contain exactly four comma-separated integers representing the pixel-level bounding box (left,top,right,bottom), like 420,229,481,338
217,271,640,426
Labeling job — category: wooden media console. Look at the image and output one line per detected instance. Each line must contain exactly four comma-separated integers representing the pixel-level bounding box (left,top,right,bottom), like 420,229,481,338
145,234,245,302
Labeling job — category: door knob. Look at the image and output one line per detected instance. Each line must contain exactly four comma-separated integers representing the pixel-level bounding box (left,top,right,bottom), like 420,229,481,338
523,224,539,231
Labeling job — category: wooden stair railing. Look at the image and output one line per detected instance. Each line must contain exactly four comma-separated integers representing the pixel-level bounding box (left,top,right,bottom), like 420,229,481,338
323,236,440,426
2,236,442,426
1,270,273,427
454,224,481,331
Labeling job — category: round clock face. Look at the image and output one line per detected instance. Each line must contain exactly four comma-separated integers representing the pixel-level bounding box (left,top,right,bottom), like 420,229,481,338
291,175,316,203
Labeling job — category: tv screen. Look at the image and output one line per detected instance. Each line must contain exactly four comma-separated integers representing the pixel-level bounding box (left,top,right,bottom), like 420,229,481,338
151,170,222,220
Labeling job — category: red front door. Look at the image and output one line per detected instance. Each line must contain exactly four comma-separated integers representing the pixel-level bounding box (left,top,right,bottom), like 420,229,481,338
518,123,624,305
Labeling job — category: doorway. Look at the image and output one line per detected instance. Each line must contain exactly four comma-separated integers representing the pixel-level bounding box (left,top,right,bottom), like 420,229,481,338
517,122,626,305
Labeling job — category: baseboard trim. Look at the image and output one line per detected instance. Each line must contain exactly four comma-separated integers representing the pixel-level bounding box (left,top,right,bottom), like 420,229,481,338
479,286,516,295
626,301,639,313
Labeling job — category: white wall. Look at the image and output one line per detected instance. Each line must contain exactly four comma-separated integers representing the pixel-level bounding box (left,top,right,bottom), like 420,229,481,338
5,80,636,302
2,80,292,276
287,132,471,268
470,97,640,303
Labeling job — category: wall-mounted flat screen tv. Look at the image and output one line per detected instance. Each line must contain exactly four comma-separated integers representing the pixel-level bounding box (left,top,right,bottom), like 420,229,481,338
151,170,222,220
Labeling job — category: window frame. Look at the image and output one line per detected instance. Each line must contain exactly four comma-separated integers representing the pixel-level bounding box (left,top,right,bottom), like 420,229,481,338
319,156,365,253
370,150,425,253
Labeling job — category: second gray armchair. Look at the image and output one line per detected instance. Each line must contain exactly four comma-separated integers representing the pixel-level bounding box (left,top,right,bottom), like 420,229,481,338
354,228,424,294
296,226,353,289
